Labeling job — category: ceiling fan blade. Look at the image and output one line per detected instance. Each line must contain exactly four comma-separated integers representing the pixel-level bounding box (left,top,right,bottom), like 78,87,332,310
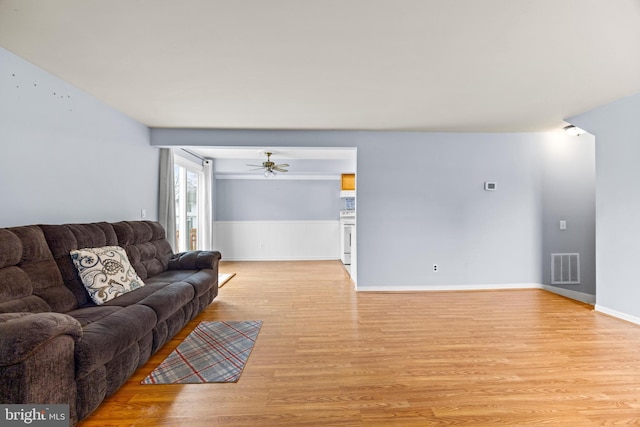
249,167,265,171
247,154,290,174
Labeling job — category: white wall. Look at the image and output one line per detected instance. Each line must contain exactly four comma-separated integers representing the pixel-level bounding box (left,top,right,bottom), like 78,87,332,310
0,48,158,227
215,220,339,261
570,92,640,321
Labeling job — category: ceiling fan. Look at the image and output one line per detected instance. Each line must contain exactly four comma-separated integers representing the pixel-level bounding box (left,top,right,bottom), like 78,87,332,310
247,151,289,178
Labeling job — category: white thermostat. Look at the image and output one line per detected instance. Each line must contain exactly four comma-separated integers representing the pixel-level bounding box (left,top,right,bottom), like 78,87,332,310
484,181,497,191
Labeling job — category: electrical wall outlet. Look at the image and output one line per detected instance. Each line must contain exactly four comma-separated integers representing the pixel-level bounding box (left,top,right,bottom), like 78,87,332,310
433,264,439,272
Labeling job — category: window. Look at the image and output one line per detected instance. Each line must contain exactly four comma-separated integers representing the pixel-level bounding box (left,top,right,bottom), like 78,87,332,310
174,157,204,252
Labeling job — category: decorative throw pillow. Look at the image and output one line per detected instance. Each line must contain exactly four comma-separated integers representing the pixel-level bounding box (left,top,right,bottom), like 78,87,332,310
70,245,145,305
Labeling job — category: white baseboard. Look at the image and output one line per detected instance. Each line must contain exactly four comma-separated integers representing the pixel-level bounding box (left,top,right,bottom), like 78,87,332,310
356,283,542,292
540,285,596,305
356,283,597,305
594,304,640,326
214,220,340,261
355,280,640,326
221,256,339,261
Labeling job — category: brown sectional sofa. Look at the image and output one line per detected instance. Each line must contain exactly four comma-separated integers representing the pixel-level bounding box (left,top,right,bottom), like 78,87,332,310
0,220,221,425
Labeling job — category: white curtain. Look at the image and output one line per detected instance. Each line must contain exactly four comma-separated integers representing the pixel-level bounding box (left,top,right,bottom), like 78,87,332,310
158,148,177,252
202,159,214,250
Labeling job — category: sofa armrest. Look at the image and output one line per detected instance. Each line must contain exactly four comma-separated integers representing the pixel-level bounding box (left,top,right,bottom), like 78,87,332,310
0,312,81,421
168,250,222,271
0,312,82,366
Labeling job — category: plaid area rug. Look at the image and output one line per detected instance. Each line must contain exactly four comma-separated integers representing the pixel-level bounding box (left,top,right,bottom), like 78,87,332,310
141,320,262,384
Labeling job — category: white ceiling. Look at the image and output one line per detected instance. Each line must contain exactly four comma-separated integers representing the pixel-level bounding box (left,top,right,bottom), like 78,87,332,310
1,0,639,132
187,147,356,160
180,147,356,177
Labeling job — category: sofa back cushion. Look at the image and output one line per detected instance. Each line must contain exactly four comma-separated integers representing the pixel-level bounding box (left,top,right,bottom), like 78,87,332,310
41,222,120,307
111,221,172,280
41,221,173,308
0,226,76,314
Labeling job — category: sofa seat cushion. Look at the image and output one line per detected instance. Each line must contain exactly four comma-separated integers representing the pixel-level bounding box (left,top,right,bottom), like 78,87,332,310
147,269,217,298
102,281,195,324
65,306,124,327
72,304,156,378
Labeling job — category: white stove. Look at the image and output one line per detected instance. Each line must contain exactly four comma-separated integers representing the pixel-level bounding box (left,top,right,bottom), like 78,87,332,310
339,209,355,219
339,210,355,265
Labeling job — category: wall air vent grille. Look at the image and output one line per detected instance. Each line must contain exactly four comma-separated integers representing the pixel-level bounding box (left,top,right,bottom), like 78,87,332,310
551,253,580,285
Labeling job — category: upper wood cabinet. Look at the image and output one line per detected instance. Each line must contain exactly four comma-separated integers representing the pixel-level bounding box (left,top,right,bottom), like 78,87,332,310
341,174,355,190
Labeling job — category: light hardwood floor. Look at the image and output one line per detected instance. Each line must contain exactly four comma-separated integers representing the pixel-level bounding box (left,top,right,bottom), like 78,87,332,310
79,260,640,426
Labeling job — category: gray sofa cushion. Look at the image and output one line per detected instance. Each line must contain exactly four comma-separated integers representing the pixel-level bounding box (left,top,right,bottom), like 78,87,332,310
111,221,172,280
72,304,157,378
41,223,119,307
65,306,124,327
147,269,218,298
0,226,76,314
41,221,176,306
102,281,195,324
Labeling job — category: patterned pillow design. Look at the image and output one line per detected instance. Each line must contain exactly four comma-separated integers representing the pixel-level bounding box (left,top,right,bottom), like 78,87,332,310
70,245,145,305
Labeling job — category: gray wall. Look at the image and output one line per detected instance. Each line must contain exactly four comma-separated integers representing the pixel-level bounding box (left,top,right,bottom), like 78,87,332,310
540,134,596,297
215,179,342,221
152,128,595,291
570,93,640,318
356,134,542,287
0,48,158,227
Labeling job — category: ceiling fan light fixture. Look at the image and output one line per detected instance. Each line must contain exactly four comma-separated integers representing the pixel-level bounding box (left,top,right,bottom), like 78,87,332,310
247,151,289,178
